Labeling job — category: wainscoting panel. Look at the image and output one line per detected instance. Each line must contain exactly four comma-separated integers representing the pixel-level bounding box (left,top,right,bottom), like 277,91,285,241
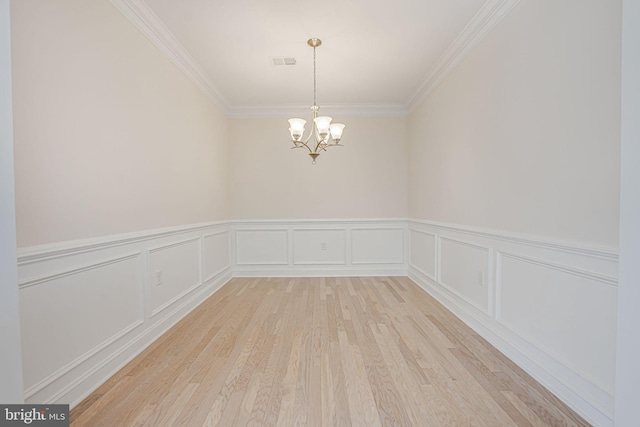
19,253,143,397
407,219,618,427
409,229,436,280
497,251,617,397
17,222,232,408
293,229,346,265
439,237,490,314
203,231,230,281
232,219,407,276
351,227,404,265
148,238,201,317
235,229,288,265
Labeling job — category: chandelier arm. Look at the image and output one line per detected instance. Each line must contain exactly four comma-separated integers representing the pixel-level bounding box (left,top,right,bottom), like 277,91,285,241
313,133,320,151
313,138,326,153
302,129,314,144
296,139,313,154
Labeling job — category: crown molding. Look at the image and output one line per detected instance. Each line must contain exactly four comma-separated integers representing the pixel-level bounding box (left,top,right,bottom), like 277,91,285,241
406,0,521,112
110,0,519,118
109,0,230,113
228,104,410,119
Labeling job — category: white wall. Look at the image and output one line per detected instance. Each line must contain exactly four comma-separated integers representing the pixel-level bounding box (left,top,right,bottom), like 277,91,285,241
408,0,621,247
11,0,231,248
230,117,408,220
407,0,622,425
0,0,24,404
615,1,640,425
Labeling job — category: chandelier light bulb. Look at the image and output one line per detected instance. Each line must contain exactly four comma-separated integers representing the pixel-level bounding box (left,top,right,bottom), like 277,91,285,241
288,118,306,141
330,123,345,142
314,116,332,138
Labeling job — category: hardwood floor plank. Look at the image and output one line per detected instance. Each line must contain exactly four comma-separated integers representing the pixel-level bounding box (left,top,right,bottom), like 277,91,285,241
373,323,428,426
71,375,135,426
349,334,383,427
337,330,368,425
503,390,552,427
328,340,352,426
426,315,528,425
182,280,274,426
153,382,199,427
349,292,413,426
70,277,591,427
202,312,266,425
247,282,294,426
275,289,307,427
449,347,530,426
292,286,313,427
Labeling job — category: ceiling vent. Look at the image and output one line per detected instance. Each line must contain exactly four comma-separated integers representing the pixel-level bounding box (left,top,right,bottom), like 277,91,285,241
270,57,296,66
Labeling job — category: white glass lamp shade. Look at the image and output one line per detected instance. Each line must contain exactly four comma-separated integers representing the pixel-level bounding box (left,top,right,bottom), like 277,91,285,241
288,118,306,141
329,123,345,143
314,116,332,138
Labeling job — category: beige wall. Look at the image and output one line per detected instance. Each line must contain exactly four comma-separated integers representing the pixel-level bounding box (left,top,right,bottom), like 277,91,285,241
230,117,408,219
408,0,621,247
12,0,621,248
11,0,230,247
11,0,408,246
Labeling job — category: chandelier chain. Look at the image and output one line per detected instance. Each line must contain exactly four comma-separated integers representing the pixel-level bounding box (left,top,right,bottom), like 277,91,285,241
313,45,317,106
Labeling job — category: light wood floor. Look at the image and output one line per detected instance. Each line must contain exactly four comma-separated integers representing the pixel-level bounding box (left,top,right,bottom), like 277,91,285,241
70,277,590,426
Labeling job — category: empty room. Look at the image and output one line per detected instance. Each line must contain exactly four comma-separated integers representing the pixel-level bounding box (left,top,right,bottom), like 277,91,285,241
1,0,639,426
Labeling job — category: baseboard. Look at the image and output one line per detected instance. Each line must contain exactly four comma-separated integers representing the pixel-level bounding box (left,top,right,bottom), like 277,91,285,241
233,268,408,277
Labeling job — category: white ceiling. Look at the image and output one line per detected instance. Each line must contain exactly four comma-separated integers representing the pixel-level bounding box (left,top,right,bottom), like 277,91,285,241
116,0,515,115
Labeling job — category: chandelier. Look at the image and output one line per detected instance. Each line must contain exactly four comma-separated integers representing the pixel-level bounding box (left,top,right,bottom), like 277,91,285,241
288,38,345,164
